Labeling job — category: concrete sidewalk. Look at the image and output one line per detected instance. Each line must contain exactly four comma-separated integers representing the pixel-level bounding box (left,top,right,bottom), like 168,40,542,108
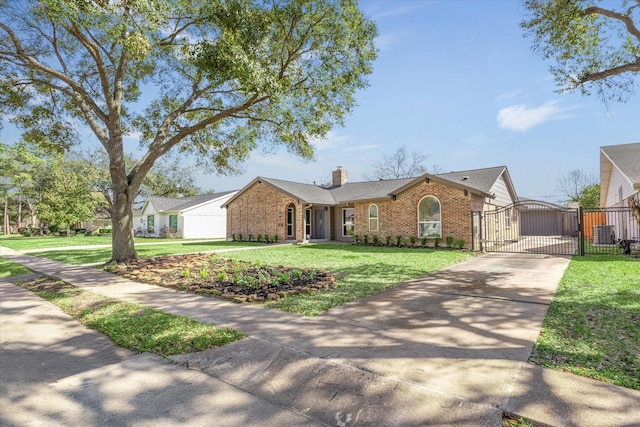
2,249,639,426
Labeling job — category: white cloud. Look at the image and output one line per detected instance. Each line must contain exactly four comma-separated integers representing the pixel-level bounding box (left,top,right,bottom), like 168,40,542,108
341,144,381,152
495,89,523,101
367,3,427,20
310,131,351,150
497,100,578,131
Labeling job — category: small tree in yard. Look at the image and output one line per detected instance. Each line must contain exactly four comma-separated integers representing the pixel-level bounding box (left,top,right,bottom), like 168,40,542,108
0,0,377,262
37,157,98,237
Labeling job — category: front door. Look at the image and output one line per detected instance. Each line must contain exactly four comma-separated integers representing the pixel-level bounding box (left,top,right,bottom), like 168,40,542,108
314,209,325,239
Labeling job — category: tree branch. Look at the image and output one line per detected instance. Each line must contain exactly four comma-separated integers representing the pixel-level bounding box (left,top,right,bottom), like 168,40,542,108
584,5,640,41
580,60,640,83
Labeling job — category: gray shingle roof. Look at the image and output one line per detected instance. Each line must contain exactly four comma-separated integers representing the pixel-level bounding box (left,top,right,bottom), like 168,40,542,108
247,166,508,205
601,142,640,185
435,166,507,194
259,177,337,204
148,191,236,212
329,178,416,203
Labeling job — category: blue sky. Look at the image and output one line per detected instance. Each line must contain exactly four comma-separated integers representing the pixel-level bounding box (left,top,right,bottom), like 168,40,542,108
205,0,639,202
2,1,639,203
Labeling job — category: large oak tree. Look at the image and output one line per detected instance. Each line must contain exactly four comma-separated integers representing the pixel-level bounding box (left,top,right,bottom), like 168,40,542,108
522,0,640,103
0,0,377,262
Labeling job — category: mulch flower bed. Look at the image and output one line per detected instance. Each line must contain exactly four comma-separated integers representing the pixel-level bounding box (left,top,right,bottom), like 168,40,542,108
103,253,337,303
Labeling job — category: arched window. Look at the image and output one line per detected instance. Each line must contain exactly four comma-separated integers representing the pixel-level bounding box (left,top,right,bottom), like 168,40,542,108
368,204,378,231
418,196,441,238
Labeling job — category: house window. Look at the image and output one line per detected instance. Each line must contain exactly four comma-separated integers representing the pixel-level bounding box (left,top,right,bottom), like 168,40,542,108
342,208,354,236
147,215,155,233
418,196,441,238
286,206,295,238
169,215,178,233
505,208,511,228
369,204,378,231
305,209,312,238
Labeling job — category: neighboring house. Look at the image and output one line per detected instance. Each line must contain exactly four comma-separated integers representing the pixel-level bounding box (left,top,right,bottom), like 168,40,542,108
599,142,640,242
600,142,640,208
223,166,518,248
76,207,112,234
134,191,237,239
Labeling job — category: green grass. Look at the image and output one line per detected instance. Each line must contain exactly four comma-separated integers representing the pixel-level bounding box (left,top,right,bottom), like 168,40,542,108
30,241,264,264
19,276,244,356
0,258,32,278
221,244,474,316
0,234,199,250
529,254,640,390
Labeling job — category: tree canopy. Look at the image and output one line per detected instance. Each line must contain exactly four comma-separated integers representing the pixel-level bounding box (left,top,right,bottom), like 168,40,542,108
37,156,98,236
522,0,640,103
556,168,600,207
0,0,377,262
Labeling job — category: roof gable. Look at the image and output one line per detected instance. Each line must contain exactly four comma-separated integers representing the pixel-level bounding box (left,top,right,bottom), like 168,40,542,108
601,142,640,187
147,191,237,213
436,166,507,194
600,142,640,206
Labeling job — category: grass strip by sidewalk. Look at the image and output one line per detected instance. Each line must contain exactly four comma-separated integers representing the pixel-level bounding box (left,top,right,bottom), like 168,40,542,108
529,255,640,390
0,258,32,278
31,241,264,264
19,276,244,356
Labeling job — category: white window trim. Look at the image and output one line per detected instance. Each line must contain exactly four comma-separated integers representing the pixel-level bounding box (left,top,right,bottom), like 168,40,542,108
417,195,442,238
368,204,379,231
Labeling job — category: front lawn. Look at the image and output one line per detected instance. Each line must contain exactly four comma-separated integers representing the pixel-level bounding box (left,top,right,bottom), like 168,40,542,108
529,255,640,390
0,234,191,251
221,244,473,315
30,241,264,264
0,258,32,278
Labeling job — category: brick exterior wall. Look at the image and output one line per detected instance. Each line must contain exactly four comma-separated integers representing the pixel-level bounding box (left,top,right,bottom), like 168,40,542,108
353,180,474,248
226,181,305,241
227,178,479,248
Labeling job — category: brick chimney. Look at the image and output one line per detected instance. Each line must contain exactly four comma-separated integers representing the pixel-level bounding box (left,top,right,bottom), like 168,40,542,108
332,167,348,187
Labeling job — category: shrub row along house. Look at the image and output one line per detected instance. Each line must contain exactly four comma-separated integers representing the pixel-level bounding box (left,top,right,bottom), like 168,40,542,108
223,166,518,248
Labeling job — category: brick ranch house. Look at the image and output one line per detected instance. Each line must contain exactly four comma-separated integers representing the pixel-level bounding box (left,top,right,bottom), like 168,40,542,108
223,166,518,248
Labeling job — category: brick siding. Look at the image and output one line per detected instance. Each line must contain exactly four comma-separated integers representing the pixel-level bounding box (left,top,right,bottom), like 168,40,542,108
226,180,304,241
353,180,474,247
227,178,479,247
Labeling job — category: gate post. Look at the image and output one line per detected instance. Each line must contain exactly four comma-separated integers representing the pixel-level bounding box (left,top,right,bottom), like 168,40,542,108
578,206,585,256
478,211,484,252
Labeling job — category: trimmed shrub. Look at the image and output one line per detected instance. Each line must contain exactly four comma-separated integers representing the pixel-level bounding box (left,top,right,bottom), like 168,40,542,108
445,236,455,247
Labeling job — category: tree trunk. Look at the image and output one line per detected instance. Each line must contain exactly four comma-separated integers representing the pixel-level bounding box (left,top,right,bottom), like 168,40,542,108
110,188,137,263
17,195,22,228
3,197,9,235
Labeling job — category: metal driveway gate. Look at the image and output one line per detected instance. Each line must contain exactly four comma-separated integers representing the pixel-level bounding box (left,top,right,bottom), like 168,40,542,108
474,201,579,255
